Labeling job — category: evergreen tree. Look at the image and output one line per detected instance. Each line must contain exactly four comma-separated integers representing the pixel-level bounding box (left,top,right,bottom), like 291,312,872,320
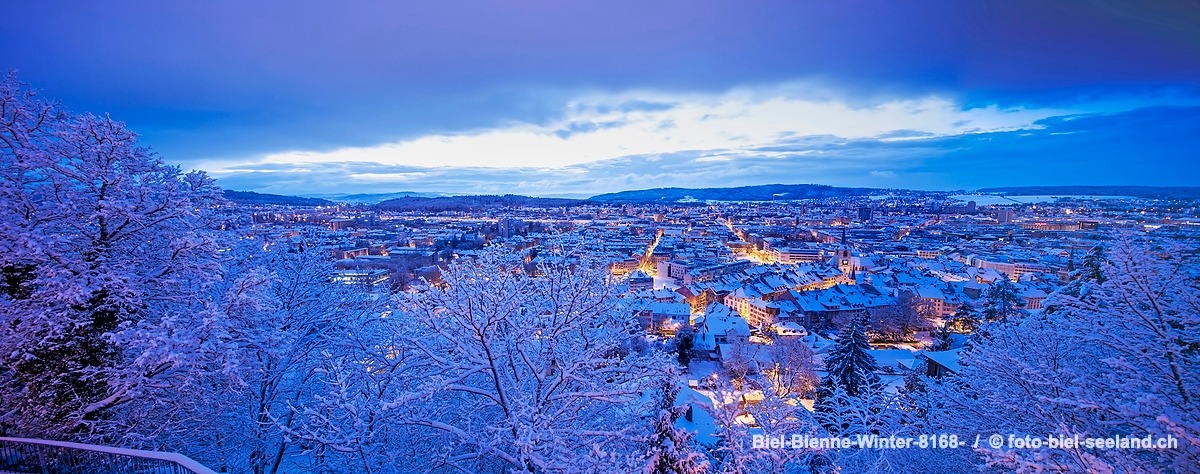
949,302,980,333
674,326,697,367
817,314,880,400
815,315,882,434
1078,244,1106,284
981,278,1027,323
1048,244,1108,314
931,323,955,351
644,377,709,474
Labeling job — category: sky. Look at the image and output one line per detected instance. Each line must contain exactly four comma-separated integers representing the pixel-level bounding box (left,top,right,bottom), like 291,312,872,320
2,1,1198,197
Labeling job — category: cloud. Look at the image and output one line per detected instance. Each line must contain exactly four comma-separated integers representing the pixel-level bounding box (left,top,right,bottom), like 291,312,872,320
200,84,1074,173
203,87,1200,196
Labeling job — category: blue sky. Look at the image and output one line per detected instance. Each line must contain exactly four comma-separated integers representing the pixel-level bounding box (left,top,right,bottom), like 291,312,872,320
2,1,1198,196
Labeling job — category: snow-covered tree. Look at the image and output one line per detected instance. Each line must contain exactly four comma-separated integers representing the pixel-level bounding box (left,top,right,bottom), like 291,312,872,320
763,336,819,399
673,326,698,367
1077,243,1106,285
818,315,879,399
946,302,979,333
644,377,710,474
930,324,954,352
814,315,881,436
930,235,1200,472
286,247,676,473
0,73,223,440
720,338,757,388
980,277,1027,323
113,240,386,474
705,374,830,474
866,291,933,343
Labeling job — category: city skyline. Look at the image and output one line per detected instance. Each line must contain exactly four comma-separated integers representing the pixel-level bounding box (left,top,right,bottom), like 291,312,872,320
2,1,1198,196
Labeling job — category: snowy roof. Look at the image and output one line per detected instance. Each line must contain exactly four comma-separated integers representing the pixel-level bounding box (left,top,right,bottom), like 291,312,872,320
771,321,808,337
916,285,946,300
674,387,719,445
1021,287,1048,299
701,303,750,337
919,348,964,374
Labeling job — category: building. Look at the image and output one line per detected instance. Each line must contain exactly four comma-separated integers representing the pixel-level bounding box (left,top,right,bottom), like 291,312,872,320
771,247,824,264
1022,287,1048,310
498,218,528,238
627,270,653,292
608,258,641,276
857,206,873,221
695,303,751,350
916,249,941,259
333,247,370,259
918,349,963,377
657,260,691,284
965,255,1051,280
1021,222,1079,231
329,218,357,230
745,298,781,328
636,301,691,334
782,284,893,330
996,209,1015,224
915,286,952,316
828,246,877,275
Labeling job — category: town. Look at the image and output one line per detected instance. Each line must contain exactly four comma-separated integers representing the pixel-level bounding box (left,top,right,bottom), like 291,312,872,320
233,190,1199,441
6,1,1199,469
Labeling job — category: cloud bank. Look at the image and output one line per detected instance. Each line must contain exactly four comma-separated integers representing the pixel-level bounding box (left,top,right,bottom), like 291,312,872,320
206,85,1175,196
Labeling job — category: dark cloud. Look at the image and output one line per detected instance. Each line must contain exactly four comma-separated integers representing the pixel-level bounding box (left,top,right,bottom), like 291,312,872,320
3,1,1197,191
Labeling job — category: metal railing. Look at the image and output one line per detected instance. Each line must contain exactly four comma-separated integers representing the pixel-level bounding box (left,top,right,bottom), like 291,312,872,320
0,437,217,474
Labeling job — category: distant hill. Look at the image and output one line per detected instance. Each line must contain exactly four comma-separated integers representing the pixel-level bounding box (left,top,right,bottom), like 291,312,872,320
222,190,336,207
303,191,447,204
376,194,587,212
977,186,1200,199
589,184,908,203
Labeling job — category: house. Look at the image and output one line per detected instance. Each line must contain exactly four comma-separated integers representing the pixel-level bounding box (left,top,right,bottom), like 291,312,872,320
779,284,894,330
643,301,691,334
647,288,687,303
1021,287,1048,310
745,298,781,328
917,348,963,377
915,285,953,316
695,303,751,351
828,245,879,275
627,270,653,292
723,286,764,319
